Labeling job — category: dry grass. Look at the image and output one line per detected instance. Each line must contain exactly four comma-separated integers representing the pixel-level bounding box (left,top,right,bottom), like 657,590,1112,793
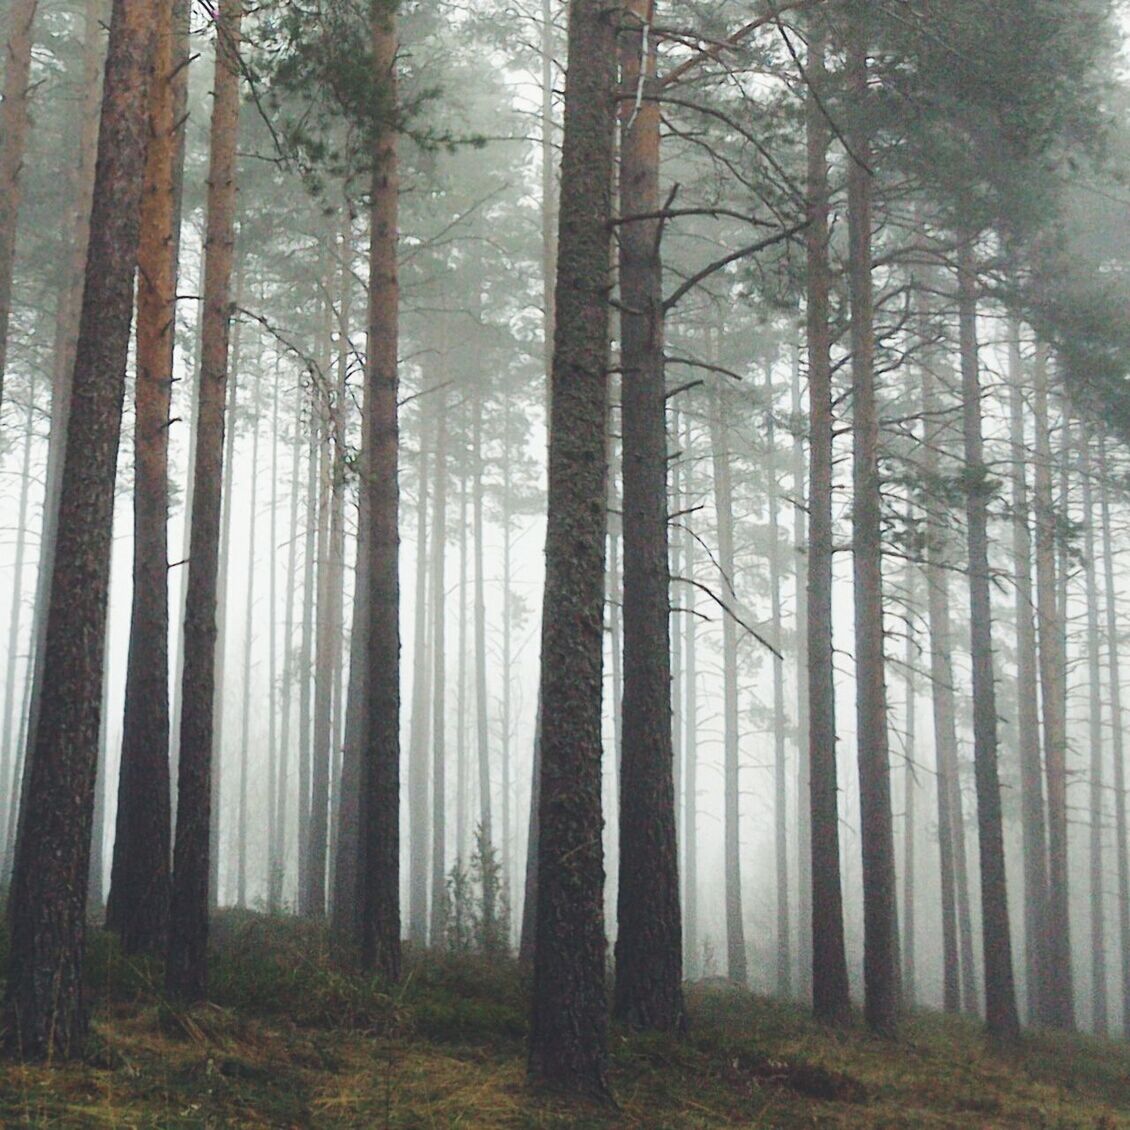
0,915,1128,1127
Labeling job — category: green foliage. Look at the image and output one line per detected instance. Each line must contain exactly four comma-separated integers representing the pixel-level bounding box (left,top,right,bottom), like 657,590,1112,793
444,825,511,958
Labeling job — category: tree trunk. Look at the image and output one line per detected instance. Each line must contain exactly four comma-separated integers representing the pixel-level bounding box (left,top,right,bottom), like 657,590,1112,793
297,419,318,904
266,365,282,911
358,0,401,983
957,245,1019,1041
407,405,431,944
1033,344,1074,1030
2,0,155,1059
1007,322,1048,1024
105,0,179,952
613,0,683,1031
166,0,242,1002
1098,432,1130,1038
527,0,616,1097
457,461,469,864
429,380,449,944
805,19,850,1024
0,0,39,415
1081,427,1108,1035
847,11,898,1036
901,554,917,1009
682,410,698,980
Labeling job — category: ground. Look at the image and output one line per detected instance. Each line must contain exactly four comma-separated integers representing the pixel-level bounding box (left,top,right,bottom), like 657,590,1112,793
0,911,1128,1127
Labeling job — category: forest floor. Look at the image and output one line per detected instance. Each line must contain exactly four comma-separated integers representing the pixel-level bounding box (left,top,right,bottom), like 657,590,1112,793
0,910,1127,1128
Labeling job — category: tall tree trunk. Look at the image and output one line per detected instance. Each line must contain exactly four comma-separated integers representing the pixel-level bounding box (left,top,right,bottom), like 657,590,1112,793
105,0,180,951
407,406,431,944
429,381,449,944
1098,432,1130,1038
358,0,401,982
710,386,747,987
236,361,263,908
901,555,917,1008
682,410,698,979
1033,344,1074,1030
847,10,898,1036
457,461,469,865
527,0,616,1097
2,0,155,1059
1008,322,1048,1024
0,0,39,415
297,421,318,904
805,19,849,1024
613,0,683,1032
266,364,281,911
1081,428,1108,1035
166,0,242,1002
957,246,1019,1041
765,365,791,999
473,384,493,871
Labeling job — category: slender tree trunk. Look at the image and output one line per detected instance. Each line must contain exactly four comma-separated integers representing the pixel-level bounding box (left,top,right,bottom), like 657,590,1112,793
1033,344,1074,1030
682,410,698,980
901,555,917,1009
473,384,493,871
407,406,431,944
266,365,281,911
1081,428,1108,1035
805,20,849,1024
1008,322,1048,1024
297,422,318,904
457,461,469,864
236,361,263,909
358,0,401,982
429,381,449,944
710,386,747,986
105,0,180,951
2,0,155,1059
166,0,242,1002
0,0,39,415
1098,432,1130,1038
765,365,791,999
527,0,617,1097
957,246,1019,1041
847,12,899,1037
613,0,683,1032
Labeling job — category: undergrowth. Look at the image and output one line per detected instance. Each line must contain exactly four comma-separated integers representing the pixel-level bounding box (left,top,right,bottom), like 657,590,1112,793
0,909,1126,1126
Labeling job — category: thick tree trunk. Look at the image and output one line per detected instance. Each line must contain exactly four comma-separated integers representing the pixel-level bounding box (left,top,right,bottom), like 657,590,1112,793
847,12,899,1036
612,0,683,1033
527,0,616,1098
957,246,1019,1041
0,0,39,415
2,0,155,1059
105,0,180,952
1007,323,1048,1024
805,19,849,1025
166,0,242,1002
1098,432,1130,1038
1081,428,1108,1035
358,0,401,983
1033,344,1074,1030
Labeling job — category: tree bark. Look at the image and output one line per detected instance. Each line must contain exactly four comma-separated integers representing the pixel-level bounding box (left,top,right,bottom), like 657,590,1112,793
847,11,899,1036
166,0,242,1002
613,0,684,1031
105,0,180,952
2,0,155,1059
358,0,401,983
527,0,616,1097
957,245,1019,1041
429,378,449,944
682,409,698,980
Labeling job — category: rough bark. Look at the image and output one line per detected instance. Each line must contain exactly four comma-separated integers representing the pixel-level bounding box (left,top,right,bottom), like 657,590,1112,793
165,0,242,1002
958,246,1019,1041
358,0,401,983
527,0,616,1098
2,0,155,1059
805,19,850,1025
847,11,899,1036
105,0,180,952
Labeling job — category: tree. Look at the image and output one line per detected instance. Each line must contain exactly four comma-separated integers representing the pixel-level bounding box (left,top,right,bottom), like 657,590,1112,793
166,0,244,1002
104,0,182,954
613,0,684,1033
2,0,156,1059
527,0,617,1098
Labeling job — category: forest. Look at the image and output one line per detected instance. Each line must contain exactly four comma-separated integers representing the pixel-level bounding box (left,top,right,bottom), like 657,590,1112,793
3,0,1130,1125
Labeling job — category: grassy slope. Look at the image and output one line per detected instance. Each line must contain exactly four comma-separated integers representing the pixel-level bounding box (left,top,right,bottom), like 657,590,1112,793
0,911,1128,1128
